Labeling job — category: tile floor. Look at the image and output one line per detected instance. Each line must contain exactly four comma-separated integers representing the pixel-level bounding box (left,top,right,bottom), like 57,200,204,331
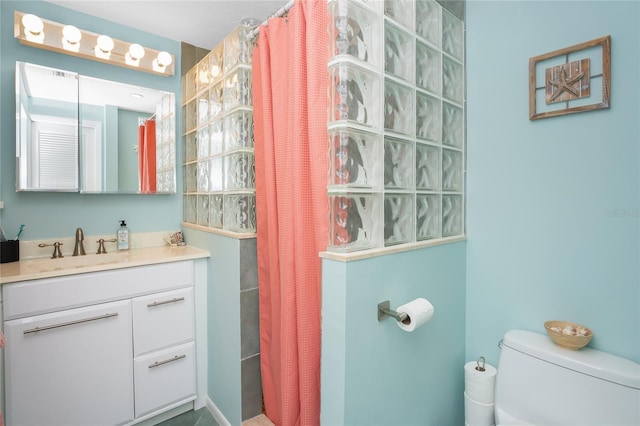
157,408,218,426
158,409,273,426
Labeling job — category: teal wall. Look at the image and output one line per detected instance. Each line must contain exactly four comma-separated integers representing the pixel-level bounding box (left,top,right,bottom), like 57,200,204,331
322,241,467,425
3,2,637,425
0,1,182,240
29,97,77,120
183,228,243,426
466,0,640,366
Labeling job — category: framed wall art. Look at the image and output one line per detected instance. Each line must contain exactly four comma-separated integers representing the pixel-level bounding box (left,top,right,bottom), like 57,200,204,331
529,35,610,120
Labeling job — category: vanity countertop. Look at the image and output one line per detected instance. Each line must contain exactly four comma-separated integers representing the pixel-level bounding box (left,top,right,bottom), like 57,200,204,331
0,245,210,284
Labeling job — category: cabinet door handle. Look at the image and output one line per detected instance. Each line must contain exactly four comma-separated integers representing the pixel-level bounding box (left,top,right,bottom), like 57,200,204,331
148,354,186,369
23,313,119,335
147,297,185,308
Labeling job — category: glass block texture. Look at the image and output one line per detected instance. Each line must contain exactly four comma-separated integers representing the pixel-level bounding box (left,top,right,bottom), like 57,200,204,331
442,102,463,147
443,57,463,104
384,21,414,82
329,194,381,252
182,23,256,233
443,10,464,61
384,79,414,136
416,41,441,94
209,195,224,228
416,194,440,240
415,143,440,190
224,67,252,111
416,1,441,47
223,193,257,233
224,110,254,150
327,0,465,252
224,25,253,72
384,137,413,189
417,92,441,142
155,92,176,193
329,127,381,189
224,152,255,191
329,0,382,67
384,194,414,246
442,149,463,191
329,61,381,129
442,195,463,237
384,0,414,30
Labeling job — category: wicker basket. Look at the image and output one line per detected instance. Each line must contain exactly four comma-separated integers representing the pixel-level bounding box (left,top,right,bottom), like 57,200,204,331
544,320,593,350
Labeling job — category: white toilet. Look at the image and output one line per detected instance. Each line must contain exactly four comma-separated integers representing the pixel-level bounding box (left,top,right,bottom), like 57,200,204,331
494,330,640,425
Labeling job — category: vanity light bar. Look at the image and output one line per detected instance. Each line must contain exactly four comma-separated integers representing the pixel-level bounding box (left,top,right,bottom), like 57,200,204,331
14,11,175,76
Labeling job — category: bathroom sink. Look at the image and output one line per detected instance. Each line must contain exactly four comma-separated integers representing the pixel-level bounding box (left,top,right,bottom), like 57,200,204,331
20,252,129,274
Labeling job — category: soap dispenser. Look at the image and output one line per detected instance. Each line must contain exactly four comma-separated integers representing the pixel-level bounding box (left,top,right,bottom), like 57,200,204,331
117,220,129,251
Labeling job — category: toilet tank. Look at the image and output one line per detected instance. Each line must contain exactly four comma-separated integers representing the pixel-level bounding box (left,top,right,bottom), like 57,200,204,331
495,330,640,426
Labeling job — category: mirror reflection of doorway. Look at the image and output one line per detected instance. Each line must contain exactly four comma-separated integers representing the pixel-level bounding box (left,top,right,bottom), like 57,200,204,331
81,123,102,192
30,119,78,191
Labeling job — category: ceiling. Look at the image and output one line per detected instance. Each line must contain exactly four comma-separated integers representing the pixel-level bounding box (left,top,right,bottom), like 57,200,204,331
43,0,288,50
21,62,166,113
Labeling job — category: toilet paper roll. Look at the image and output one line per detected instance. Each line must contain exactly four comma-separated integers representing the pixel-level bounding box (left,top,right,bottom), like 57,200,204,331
395,298,434,332
464,391,495,426
464,361,497,404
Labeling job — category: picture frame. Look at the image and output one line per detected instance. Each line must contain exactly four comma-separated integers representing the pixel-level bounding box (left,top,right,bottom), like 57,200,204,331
529,35,611,120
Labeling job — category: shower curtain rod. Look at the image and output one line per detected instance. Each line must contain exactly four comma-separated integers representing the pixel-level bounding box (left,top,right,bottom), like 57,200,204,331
248,0,295,41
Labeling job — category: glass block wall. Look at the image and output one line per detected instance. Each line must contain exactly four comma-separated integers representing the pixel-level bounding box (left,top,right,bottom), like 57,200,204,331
182,24,256,233
327,0,465,252
156,92,177,193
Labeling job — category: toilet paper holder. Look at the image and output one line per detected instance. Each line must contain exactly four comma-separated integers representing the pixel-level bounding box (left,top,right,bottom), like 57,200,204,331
476,356,486,372
377,300,409,323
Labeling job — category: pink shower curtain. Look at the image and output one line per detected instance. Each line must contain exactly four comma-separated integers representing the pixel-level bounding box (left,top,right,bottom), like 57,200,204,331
138,119,156,193
252,1,328,425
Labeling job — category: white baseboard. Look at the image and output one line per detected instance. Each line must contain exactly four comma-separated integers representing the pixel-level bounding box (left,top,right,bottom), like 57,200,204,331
206,396,232,426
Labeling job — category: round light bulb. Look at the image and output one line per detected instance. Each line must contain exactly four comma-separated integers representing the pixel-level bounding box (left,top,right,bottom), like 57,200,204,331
128,43,145,60
62,25,82,44
157,51,172,66
96,35,114,53
22,14,44,35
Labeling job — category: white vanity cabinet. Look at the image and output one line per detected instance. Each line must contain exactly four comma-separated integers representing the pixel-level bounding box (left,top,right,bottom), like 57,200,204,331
2,257,207,426
4,299,135,426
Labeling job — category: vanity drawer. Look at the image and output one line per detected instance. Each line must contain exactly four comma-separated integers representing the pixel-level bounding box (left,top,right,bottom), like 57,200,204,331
134,341,196,418
3,261,194,320
132,287,195,356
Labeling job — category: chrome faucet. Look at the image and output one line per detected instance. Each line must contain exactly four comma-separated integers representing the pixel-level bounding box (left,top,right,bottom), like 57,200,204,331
73,227,86,256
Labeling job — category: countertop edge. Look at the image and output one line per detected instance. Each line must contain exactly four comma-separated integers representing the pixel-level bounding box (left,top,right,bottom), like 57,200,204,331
0,246,210,284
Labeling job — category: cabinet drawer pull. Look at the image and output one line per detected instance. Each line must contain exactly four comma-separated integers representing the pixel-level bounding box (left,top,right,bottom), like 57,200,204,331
148,354,186,369
147,297,185,308
23,313,119,335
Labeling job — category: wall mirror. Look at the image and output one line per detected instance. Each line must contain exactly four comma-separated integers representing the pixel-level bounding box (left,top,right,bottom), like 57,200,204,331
15,61,176,194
